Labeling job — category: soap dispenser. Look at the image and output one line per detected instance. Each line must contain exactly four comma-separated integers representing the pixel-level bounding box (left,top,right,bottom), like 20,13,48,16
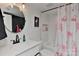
23,34,26,42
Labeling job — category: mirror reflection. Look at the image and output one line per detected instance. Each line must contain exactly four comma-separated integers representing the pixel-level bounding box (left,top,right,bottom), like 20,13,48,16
1,4,25,33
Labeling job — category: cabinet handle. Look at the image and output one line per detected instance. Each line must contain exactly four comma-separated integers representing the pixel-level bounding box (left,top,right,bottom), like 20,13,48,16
34,52,41,56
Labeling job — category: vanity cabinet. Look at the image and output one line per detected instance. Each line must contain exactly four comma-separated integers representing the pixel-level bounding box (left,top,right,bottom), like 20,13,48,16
17,44,41,56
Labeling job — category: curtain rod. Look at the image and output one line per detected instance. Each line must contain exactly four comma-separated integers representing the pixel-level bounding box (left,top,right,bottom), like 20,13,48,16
41,3,72,13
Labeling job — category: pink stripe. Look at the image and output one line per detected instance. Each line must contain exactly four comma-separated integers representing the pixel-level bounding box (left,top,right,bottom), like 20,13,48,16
72,16,76,21
72,42,77,55
67,31,73,38
76,22,79,31
62,16,67,21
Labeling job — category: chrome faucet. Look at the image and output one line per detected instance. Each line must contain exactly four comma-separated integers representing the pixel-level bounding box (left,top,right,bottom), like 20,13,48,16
11,35,20,44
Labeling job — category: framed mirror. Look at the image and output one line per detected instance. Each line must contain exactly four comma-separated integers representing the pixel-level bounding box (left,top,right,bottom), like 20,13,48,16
1,5,25,33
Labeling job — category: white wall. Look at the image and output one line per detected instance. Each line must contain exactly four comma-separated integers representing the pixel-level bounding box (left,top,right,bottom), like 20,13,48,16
23,7,41,41
40,13,49,47
48,14,57,47
41,12,57,50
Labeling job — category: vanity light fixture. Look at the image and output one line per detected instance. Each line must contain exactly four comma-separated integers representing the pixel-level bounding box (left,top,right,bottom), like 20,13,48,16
22,3,25,9
19,3,25,11
10,3,25,11
10,3,16,8
10,4,13,8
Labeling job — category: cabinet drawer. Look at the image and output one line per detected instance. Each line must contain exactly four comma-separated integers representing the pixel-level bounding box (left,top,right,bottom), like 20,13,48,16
18,45,40,56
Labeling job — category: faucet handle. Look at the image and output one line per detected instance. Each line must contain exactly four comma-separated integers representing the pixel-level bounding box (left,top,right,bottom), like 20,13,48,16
10,40,16,44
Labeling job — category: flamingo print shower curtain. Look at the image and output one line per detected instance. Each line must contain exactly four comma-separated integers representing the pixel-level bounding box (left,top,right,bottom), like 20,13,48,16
55,3,79,56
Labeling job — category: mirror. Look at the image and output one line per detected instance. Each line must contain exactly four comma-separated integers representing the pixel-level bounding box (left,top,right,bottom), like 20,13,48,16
1,5,25,33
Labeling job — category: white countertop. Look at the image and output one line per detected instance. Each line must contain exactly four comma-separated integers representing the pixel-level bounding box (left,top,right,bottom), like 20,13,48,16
0,40,41,56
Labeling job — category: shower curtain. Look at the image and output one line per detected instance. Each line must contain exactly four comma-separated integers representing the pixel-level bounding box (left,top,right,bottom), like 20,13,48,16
55,3,79,56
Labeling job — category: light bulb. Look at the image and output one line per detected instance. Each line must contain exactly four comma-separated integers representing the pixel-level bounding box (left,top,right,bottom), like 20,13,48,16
10,3,16,8
11,4,13,8
19,6,22,11
22,4,25,9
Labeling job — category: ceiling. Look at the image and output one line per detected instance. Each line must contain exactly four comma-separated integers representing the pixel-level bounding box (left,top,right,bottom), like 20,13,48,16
0,3,66,14
0,3,10,8
26,3,66,12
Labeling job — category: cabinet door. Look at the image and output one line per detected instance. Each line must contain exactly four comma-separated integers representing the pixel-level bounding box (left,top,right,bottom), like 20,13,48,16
18,45,40,56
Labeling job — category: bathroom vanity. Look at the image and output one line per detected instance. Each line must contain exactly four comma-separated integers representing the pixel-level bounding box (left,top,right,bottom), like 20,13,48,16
0,40,41,56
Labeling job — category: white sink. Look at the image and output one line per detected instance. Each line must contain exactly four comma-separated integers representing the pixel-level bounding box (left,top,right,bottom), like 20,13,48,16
0,39,7,47
0,39,41,56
